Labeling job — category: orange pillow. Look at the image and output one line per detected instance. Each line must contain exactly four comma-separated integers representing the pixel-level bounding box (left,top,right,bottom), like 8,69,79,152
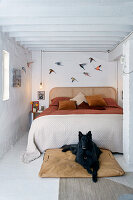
85,95,107,107
50,97,70,106
58,100,76,110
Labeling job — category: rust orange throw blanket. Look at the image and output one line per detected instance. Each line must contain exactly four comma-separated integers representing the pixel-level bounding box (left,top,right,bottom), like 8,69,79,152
37,106,123,119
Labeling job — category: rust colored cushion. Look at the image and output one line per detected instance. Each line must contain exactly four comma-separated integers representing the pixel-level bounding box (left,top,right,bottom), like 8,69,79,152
77,101,105,110
58,100,76,110
89,106,106,110
50,97,70,106
77,101,90,109
39,148,125,178
104,98,118,108
86,95,107,107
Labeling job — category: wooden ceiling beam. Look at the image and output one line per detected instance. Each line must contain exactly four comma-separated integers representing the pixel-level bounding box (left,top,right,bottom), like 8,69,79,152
20,40,118,45
9,31,128,38
0,17,133,26
0,3,133,17
15,36,122,42
3,25,133,32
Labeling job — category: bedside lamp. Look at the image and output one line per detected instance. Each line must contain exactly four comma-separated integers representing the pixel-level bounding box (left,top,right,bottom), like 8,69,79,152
40,82,43,89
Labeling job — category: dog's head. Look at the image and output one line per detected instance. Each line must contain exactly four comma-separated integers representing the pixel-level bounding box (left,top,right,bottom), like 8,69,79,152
78,131,92,150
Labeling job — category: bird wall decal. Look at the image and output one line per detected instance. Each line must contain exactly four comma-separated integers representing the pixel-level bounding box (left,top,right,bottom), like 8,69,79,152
95,65,102,71
49,69,56,74
71,77,78,82
27,62,34,67
55,62,63,66
83,72,91,77
89,57,96,63
79,63,86,70
22,67,26,74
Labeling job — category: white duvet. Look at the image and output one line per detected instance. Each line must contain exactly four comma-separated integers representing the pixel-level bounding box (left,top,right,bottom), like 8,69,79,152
23,114,123,163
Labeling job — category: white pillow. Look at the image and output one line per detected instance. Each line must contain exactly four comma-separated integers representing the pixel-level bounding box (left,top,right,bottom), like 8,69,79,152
70,92,87,106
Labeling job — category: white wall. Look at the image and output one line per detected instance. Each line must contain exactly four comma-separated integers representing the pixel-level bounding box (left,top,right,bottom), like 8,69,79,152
0,32,32,158
117,60,123,107
32,51,120,108
123,40,133,165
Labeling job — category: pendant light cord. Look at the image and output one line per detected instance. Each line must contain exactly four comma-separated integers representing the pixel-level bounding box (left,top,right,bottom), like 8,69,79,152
41,50,42,83
117,60,118,102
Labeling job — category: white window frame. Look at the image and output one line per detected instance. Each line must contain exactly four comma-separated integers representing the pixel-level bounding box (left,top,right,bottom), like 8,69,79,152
2,50,9,101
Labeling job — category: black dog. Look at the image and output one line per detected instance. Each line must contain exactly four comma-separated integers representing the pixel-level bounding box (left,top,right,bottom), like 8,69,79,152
62,131,102,182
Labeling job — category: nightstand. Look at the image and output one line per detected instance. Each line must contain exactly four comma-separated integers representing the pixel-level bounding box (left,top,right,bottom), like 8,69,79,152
30,110,43,121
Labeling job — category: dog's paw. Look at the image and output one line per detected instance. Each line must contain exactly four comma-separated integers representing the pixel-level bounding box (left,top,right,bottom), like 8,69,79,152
62,149,66,152
92,176,97,183
87,169,93,174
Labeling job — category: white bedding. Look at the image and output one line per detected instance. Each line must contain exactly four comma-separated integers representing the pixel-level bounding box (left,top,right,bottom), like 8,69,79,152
23,114,123,163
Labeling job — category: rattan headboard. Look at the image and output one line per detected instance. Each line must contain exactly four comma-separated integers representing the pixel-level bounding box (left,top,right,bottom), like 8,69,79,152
49,87,117,104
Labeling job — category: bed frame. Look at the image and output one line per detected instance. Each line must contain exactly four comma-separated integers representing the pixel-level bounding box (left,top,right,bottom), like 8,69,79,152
49,87,117,104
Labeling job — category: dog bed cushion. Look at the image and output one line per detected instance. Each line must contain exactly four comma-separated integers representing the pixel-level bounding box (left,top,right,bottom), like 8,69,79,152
39,149,124,178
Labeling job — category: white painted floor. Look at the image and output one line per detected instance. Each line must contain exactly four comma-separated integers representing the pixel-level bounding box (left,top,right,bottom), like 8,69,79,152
0,133,59,200
0,133,133,200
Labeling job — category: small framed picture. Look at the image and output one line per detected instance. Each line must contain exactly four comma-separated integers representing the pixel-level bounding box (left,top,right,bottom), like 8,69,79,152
13,68,21,87
38,91,45,100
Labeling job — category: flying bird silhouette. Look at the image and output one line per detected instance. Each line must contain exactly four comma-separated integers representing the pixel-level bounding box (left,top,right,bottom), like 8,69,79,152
89,57,96,63
83,72,91,77
49,69,56,74
55,62,63,66
95,65,102,71
22,67,26,74
27,62,34,67
79,63,86,70
71,77,78,82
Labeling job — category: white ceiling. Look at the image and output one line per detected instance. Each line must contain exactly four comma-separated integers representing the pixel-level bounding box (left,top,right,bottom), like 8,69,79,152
0,0,133,52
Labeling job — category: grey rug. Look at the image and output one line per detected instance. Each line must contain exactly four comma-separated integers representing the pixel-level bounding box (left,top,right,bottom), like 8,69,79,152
59,178,133,200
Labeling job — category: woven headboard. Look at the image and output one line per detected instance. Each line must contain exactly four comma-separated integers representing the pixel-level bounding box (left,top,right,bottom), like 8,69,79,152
49,87,117,104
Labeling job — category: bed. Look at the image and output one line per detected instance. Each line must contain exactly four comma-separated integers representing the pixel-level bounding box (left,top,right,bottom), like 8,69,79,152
23,87,123,163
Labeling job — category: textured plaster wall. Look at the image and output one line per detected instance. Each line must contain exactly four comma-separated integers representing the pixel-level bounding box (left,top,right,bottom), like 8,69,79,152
123,40,133,165
32,51,121,108
117,60,123,107
108,43,123,108
0,32,32,158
